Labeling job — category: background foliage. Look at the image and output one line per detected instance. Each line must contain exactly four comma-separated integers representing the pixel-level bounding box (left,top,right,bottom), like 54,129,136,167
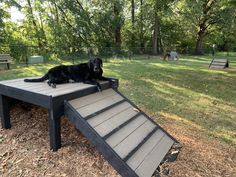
0,0,236,61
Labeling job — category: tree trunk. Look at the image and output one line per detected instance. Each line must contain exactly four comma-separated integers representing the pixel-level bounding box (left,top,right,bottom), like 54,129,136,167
152,14,160,55
152,22,158,55
140,0,144,53
131,0,135,50
131,0,135,24
114,2,122,49
26,0,43,48
195,30,205,55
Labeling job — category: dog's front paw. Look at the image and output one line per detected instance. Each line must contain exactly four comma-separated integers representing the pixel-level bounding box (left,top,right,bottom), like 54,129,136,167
47,81,51,86
97,84,102,92
52,83,56,88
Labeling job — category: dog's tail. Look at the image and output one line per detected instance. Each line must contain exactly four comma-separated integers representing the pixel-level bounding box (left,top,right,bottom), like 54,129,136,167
24,74,49,82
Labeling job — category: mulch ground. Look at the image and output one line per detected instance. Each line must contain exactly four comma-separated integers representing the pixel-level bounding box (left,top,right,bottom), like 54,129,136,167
0,103,235,177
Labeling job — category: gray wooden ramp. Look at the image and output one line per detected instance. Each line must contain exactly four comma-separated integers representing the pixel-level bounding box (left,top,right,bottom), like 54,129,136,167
64,88,177,177
209,58,229,69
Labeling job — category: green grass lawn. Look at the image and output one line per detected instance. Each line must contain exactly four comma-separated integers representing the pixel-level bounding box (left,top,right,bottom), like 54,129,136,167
0,55,236,146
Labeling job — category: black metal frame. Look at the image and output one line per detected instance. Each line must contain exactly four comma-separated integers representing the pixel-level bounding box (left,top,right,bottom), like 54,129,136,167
0,79,118,151
209,58,214,68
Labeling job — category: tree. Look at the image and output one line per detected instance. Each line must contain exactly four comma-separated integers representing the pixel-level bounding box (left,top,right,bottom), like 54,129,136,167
151,0,175,55
175,0,232,54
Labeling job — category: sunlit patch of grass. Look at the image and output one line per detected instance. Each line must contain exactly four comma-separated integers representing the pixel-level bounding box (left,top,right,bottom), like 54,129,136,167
159,111,204,131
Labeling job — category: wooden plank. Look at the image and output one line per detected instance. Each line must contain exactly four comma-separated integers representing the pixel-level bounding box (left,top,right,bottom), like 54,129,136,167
13,82,93,96
50,83,97,97
0,77,40,84
212,61,226,64
0,78,25,84
20,82,91,96
135,135,174,177
210,65,225,69
23,81,108,96
3,81,41,87
211,64,225,67
123,127,159,162
11,82,49,90
211,62,226,65
213,59,227,62
113,121,156,159
127,129,165,170
38,83,87,94
77,94,124,117
88,102,131,127
3,83,55,95
94,106,139,137
103,112,142,140
106,115,147,148
85,99,126,120
69,88,116,108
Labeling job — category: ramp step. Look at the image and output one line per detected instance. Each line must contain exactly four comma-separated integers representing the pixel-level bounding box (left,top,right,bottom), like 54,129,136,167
103,112,142,140
94,107,140,137
127,129,165,170
105,115,147,148
135,136,174,177
69,89,116,108
84,99,126,120
123,126,158,162
113,120,156,158
65,88,176,177
76,94,124,117
88,102,131,127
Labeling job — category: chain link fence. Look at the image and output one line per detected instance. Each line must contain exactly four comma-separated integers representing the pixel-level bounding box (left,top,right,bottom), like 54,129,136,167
0,45,235,67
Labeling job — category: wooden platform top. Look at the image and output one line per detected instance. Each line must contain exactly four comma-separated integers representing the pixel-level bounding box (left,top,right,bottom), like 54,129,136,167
0,77,107,97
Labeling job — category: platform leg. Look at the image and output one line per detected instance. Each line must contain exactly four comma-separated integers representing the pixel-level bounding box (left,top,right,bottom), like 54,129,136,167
48,109,61,151
0,95,11,129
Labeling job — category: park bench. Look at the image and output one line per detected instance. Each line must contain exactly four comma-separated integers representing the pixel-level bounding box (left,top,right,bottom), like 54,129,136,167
0,54,13,69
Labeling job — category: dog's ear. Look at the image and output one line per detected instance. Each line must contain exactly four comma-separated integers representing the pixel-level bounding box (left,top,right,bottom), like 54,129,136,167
88,59,92,69
97,58,103,67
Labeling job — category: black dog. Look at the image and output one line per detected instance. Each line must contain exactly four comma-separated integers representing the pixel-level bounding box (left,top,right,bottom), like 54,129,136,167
24,58,110,91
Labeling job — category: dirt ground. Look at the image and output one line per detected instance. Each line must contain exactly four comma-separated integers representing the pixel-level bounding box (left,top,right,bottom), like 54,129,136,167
0,104,235,177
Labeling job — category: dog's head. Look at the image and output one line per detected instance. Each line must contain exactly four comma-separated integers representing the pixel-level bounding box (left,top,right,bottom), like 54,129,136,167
88,58,103,74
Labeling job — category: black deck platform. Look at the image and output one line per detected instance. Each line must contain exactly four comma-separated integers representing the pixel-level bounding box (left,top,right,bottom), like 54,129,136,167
64,88,177,177
0,77,115,151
